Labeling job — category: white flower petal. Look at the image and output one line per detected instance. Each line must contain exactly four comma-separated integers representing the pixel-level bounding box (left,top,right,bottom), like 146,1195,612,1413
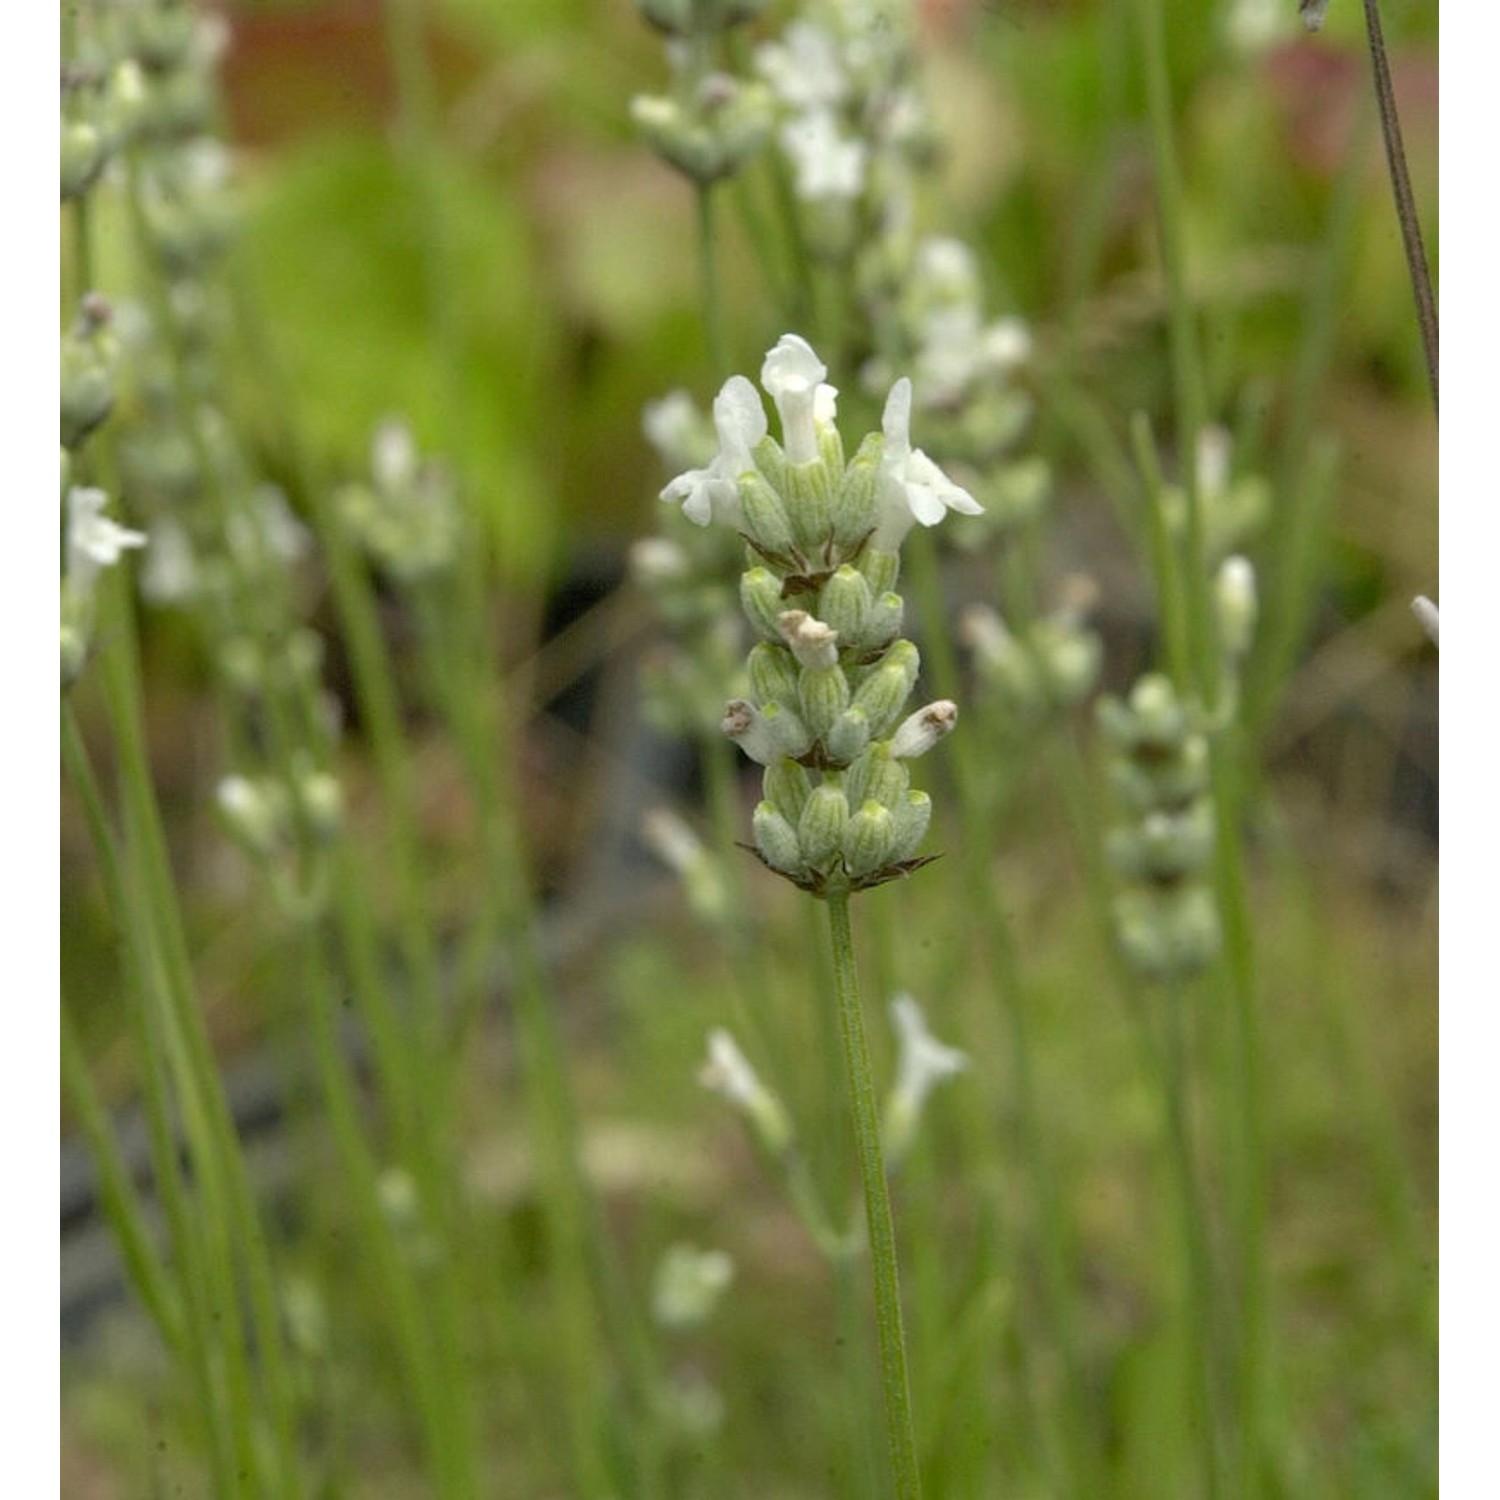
713,374,768,471
762,335,829,464
67,487,146,595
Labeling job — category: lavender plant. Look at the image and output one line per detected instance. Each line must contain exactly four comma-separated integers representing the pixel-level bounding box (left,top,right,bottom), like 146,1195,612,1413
657,329,982,1495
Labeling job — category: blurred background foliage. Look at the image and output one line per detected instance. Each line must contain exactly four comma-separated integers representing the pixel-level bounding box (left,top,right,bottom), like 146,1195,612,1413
214,0,1435,585
62,0,1436,1494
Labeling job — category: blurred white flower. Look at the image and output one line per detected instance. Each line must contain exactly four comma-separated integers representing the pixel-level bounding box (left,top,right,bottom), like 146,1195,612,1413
755,21,848,111
884,994,967,1160
67,486,146,595
780,109,866,202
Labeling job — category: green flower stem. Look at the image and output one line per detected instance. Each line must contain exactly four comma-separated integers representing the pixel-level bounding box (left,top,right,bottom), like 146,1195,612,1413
729,168,796,326
832,1243,885,1498
93,575,304,1498
408,584,628,1500
703,729,798,1115
60,1004,182,1348
308,501,451,1073
1132,4,1269,1486
824,885,922,1500
62,711,186,1350
1246,105,1369,738
1160,981,1228,1500
1132,0,1217,706
696,180,728,375
1206,722,1269,1497
296,916,484,1500
1130,411,1192,692
905,529,1100,1495
253,641,492,1499
1359,0,1438,415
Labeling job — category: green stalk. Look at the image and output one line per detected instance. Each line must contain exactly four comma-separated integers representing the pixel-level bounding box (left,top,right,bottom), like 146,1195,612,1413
1132,0,1217,703
824,885,922,1500
60,1007,182,1350
61,711,184,1352
296,917,483,1500
1160,981,1227,1500
905,530,1100,1497
696,180,728,376
1131,6,1268,1488
1359,0,1438,414
408,585,623,1499
96,574,305,1498
1129,412,1192,692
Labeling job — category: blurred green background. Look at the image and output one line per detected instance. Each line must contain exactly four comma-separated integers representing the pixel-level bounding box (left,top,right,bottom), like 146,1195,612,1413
62,1,1437,1494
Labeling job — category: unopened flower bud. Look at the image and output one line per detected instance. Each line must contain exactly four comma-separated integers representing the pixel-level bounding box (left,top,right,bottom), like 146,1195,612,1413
832,433,882,548
842,800,895,879
61,120,106,201
1214,555,1258,662
849,639,921,736
60,304,118,450
747,641,800,707
859,548,901,596
739,469,796,556
762,758,811,823
825,706,872,764
887,790,933,863
797,783,849,866
216,775,285,859
740,567,787,640
817,566,872,645
889,700,957,759
753,800,806,876
1114,886,1221,980
1106,804,1213,883
784,457,838,553
866,592,904,647
798,663,851,739
296,770,344,843
848,742,910,810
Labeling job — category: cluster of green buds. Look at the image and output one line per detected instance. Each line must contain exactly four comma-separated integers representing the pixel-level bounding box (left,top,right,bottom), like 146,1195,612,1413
753,0,940,265
60,0,196,202
959,577,1103,733
114,0,224,147
337,420,462,584
1098,675,1221,981
630,0,774,185
215,759,344,917
660,334,979,895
